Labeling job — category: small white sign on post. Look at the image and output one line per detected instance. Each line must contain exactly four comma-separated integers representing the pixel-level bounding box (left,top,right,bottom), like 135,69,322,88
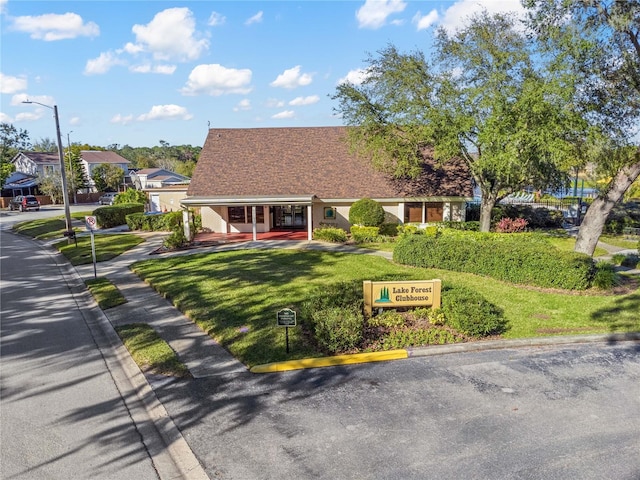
85,215,97,231
85,216,98,278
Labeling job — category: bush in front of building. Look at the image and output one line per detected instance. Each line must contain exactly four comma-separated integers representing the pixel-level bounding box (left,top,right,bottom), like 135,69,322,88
313,226,348,243
349,197,385,227
492,204,564,229
350,225,380,243
441,285,508,337
126,211,180,231
311,306,364,354
393,231,596,290
114,188,146,205
95,203,145,229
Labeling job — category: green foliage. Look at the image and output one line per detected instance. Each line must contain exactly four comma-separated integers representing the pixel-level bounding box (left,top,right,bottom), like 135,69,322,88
350,225,380,243
0,123,30,186
115,188,147,205
95,203,144,229
491,204,564,229
36,173,63,203
300,280,364,322
349,198,386,227
85,277,126,310
621,254,640,269
126,212,179,231
605,202,640,234
163,229,188,249
311,307,364,354
91,163,124,192
381,328,459,349
115,323,189,377
367,310,405,329
591,262,620,290
441,285,508,337
393,231,596,290
379,223,399,236
313,226,348,243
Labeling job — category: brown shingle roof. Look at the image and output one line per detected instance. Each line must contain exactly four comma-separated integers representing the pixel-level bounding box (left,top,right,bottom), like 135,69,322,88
18,152,60,165
188,127,472,199
81,150,130,165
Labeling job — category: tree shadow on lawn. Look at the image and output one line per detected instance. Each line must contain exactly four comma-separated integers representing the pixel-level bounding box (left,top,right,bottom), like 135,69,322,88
589,289,640,334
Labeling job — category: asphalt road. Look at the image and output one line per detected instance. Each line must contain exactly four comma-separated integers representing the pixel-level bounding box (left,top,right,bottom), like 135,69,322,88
0,208,161,479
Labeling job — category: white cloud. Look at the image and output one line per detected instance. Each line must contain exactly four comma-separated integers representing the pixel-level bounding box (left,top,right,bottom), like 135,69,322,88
413,9,439,31
181,64,253,96
0,0,7,15
272,110,295,119
233,99,252,112
131,7,209,62
0,112,11,123
137,104,193,121
337,68,371,86
356,0,407,29
439,0,526,33
123,42,144,55
69,116,81,126
129,64,176,75
111,113,134,125
0,73,27,94
15,111,42,122
270,66,313,89
265,98,285,108
11,12,99,41
208,11,226,26
13,93,55,107
245,11,263,26
84,51,126,75
289,95,319,106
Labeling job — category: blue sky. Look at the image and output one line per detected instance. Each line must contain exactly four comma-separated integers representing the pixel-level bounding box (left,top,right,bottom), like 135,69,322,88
1,0,524,148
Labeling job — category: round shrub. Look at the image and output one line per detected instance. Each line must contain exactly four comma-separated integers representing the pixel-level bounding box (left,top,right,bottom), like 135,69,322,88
349,198,385,227
441,285,508,337
312,307,363,353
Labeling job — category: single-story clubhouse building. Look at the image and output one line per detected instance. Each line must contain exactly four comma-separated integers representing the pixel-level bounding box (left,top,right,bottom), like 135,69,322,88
181,126,473,241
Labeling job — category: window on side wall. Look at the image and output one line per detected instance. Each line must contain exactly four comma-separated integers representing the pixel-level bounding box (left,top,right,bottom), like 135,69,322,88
228,206,246,223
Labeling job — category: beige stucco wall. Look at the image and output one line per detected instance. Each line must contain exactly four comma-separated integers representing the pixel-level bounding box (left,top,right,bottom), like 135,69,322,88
146,189,188,213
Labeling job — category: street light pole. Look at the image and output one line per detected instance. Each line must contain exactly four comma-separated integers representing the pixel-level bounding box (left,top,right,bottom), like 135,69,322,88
22,100,73,238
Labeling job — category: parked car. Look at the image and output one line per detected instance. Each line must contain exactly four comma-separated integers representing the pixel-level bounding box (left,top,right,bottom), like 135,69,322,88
98,192,118,205
9,195,40,212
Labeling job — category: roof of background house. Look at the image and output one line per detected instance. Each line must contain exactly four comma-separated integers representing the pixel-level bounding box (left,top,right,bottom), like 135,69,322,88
133,168,190,180
80,150,130,165
13,152,60,165
188,127,472,199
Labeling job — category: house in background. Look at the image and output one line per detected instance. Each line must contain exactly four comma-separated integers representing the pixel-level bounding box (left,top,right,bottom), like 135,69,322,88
1,171,39,197
8,150,131,194
80,150,131,192
11,152,60,178
182,126,473,241
130,168,191,212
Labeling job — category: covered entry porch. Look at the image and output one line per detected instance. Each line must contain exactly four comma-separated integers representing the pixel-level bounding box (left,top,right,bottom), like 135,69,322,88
181,195,315,241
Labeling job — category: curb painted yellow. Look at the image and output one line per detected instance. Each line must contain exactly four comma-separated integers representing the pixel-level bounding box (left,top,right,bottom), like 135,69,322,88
250,349,408,373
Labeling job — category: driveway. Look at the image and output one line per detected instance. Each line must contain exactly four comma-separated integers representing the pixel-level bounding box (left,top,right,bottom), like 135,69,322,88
153,342,640,480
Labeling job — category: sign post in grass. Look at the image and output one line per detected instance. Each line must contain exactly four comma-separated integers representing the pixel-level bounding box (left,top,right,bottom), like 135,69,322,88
277,308,297,354
85,216,98,279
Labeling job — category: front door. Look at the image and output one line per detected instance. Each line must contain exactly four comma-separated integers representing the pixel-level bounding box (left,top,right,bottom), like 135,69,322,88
272,205,307,229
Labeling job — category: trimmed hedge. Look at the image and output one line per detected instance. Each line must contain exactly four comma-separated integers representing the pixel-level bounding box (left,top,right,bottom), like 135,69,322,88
313,226,348,243
393,230,595,290
350,225,380,243
94,203,145,229
441,285,508,336
126,211,182,231
349,198,385,227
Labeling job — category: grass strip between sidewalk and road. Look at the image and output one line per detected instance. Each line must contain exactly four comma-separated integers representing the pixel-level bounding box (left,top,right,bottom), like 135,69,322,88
55,234,145,265
115,323,190,378
85,277,127,310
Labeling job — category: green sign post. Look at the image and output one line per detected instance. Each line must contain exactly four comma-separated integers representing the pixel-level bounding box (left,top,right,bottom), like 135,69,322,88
277,308,297,354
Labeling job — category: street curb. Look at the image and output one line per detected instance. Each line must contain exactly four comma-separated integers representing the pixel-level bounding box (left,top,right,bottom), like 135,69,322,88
250,349,408,373
407,332,640,357
250,333,640,374
40,238,210,480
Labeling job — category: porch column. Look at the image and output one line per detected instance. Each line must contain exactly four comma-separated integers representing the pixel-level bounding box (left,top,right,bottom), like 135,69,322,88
307,204,313,241
422,203,426,224
252,205,257,241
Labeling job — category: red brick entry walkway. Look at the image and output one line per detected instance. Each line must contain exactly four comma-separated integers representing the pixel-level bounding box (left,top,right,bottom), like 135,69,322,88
194,229,309,244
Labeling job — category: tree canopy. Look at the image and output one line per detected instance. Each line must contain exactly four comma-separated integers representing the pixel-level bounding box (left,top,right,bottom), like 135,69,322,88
0,123,31,186
526,0,640,255
332,12,576,232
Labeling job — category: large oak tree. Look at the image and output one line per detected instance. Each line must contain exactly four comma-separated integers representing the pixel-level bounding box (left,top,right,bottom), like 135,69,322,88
332,12,575,232
527,0,640,255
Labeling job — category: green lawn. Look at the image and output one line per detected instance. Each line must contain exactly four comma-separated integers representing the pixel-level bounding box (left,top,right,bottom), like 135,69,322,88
85,277,127,309
12,211,95,240
55,233,144,265
131,249,640,367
